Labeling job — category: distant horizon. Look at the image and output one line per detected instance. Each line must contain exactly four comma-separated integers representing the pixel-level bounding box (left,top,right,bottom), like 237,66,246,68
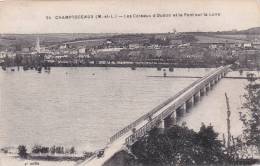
1,26,260,35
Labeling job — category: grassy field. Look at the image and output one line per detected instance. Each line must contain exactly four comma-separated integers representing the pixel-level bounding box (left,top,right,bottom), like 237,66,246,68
194,35,249,43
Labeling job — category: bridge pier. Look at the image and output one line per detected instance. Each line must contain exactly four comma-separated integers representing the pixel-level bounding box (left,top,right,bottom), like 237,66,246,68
164,111,176,128
194,91,201,103
224,72,228,77
204,84,210,94
212,80,215,85
190,96,195,106
222,72,225,77
157,119,165,129
216,76,219,82
210,80,215,89
201,87,207,96
186,96,194,112
176,103,186,120
208,83,211,90
182,102,187,113
218,75,221,80
191,96,195,106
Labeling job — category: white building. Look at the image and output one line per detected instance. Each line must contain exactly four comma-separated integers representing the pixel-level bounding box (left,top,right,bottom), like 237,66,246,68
69,50,78,55
59,44,67,49
0,51,16,58
129,43,141,49
243,43,252,49
0,51,6,58
178,43,190,48
96,48,123,52
209,44,217,49
78,48,86,54
78,54,90,58
55,55,69,59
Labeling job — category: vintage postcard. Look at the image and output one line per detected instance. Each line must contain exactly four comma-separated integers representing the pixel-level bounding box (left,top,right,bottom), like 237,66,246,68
0,0,260,166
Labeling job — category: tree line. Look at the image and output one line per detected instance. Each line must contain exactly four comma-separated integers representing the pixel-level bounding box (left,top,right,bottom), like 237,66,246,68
17,145,76,159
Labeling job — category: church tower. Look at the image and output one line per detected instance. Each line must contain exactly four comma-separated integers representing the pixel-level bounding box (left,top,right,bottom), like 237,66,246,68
36,36,40,53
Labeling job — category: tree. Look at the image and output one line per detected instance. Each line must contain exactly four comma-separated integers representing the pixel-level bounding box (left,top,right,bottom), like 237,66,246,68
55,146,64,154
40,146,49,153
32,145,42,154
240,82,260,153
50,145,56,154
70,147,76,154
131,128,174,165
196,123,225,164
18,145,27,158
131,124,226,166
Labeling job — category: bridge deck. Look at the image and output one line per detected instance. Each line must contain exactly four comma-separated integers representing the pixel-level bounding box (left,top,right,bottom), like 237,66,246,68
79,66,230,166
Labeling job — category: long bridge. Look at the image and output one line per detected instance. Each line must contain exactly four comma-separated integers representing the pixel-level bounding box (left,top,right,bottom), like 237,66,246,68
79,65,231,166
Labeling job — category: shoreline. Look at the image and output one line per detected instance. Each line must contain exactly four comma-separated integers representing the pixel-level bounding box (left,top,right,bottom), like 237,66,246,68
1,63,259,71
0,63,224,68
0,153,78,166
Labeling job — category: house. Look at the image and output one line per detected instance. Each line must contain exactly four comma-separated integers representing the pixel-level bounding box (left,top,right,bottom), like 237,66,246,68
148,44,160,49
69,49,78,55
0,51,7,58
129,43,141,49
253,41,260,49
209,44,217,49
78,54,90,58
59,44,67,49
243,43,252,49
54,55,69,59
178,43,190,48
78,47,86,54
0,51,16,58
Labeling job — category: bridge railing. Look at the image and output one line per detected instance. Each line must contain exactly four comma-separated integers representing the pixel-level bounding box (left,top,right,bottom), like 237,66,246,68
124,65,230,145
109,66,228,143
176,65,230,107
125,103,176,144
173,68,225,109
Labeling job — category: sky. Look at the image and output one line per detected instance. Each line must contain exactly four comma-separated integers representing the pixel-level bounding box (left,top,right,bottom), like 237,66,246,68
0,0,260,34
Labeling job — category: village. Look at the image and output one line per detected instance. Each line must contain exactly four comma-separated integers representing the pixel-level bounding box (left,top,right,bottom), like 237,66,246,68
0,31,260,70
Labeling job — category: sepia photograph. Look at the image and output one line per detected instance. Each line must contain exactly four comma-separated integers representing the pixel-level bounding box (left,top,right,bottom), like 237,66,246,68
0,0,260,165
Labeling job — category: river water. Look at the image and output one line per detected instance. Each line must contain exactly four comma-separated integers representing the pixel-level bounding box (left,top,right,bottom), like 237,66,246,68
0,67,252,152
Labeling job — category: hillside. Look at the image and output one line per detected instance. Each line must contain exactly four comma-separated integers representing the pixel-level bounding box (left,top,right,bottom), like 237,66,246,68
240,27,260,34
1,27,260,48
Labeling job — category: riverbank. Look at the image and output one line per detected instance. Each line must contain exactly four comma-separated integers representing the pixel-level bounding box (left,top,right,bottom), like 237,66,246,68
0,62,225,68
0,145,95,166
0,153,78,166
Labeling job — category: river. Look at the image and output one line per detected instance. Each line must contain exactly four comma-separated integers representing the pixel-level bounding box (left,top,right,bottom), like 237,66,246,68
0,67,251,152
